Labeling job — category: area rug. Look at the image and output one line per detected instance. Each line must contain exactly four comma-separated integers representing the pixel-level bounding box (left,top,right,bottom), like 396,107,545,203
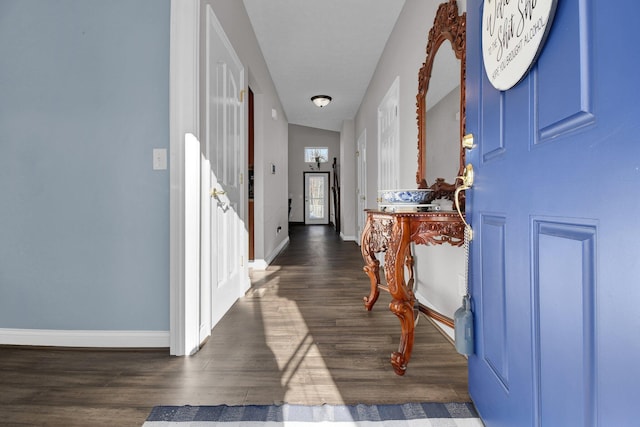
143,403,484,426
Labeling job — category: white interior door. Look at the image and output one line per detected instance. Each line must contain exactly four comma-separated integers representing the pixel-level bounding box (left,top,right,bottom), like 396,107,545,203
304,172,329,225
377,76,399,191
356,130,367,244
200,5,249,343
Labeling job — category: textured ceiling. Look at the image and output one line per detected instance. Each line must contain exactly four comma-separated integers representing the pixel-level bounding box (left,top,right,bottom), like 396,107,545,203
243,0,406,132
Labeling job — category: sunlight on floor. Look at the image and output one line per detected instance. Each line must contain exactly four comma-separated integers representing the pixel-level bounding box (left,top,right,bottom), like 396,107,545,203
250,268,344,404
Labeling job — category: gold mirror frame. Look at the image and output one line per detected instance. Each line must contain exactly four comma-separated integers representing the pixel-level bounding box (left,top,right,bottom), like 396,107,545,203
416,0,466,199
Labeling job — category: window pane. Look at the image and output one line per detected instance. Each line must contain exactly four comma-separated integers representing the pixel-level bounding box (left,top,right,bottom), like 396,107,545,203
308,176,325,219
304,147,328,163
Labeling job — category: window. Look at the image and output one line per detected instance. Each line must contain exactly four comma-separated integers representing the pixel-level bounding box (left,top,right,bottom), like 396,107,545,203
304,147,328,164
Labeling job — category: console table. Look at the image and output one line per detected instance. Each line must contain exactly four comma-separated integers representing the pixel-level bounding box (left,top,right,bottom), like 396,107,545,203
360,209,465,375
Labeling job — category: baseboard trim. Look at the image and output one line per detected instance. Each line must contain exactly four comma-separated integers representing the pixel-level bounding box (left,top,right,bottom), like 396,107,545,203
249,259,268,270
0,328,170,348
340,233,356,241
414,292,454,342
249,236,290,271
424,315,455,344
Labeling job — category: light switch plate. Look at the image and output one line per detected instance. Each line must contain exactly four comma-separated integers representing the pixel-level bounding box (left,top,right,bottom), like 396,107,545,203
153,148,167,170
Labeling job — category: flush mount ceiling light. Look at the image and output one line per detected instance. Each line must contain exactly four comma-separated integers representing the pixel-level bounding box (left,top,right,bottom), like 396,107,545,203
311,95,332,108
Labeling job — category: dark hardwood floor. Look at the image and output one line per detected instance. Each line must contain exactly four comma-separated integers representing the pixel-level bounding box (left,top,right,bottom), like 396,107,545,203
0,224,468,426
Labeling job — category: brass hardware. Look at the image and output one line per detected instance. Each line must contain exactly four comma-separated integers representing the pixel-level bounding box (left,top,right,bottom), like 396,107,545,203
455,163,474,241
240,173,243,185
462,133,475,149
210,188,226,198
239,89,245,102
460,163,474,187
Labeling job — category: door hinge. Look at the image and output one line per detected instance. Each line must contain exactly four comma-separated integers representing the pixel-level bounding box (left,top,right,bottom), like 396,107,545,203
239,89,245,103
240,255,244,267
240,172,243,185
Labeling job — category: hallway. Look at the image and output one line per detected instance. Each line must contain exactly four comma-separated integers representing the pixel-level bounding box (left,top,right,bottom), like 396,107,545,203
243,224,469,403
0,225,468,426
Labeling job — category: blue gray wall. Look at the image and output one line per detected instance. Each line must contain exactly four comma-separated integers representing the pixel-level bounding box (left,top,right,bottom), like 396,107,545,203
0,0,171,330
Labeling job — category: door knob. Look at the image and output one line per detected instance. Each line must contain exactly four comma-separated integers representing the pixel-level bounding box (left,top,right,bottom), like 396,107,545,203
455,163,474,241
210,188,226,198
462,133,475,149
459,163,474,188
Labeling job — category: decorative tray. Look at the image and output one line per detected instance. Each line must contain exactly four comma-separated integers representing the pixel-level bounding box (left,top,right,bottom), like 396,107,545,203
379,204,440,213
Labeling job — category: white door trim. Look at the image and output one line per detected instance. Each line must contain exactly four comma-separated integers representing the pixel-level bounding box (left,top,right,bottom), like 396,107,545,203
356,129,367,245
169,0,200,356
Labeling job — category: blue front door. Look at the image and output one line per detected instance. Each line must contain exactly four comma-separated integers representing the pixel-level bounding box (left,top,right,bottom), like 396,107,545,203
466,0,640,425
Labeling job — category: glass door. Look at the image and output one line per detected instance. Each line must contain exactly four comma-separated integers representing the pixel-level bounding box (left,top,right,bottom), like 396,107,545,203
304,172,330,225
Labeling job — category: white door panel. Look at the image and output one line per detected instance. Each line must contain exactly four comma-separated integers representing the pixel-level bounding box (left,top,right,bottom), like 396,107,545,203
378,77,399,191
200,5,249,344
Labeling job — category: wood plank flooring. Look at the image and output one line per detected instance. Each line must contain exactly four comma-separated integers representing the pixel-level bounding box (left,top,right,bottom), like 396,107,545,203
0,224,468,426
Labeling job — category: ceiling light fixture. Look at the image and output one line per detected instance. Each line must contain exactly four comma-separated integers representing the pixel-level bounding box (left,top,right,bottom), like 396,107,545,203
311,95,332,108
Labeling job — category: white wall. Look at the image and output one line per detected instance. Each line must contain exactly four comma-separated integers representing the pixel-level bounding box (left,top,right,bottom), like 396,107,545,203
354,0,467,336
0,0,171,334
288,124,340,223
206,0,290,266
0,0,291,344
339,120,356,241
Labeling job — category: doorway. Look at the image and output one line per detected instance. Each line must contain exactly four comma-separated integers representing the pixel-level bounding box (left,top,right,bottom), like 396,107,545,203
248,87,254,260
356,129,367,244
304,172,330,225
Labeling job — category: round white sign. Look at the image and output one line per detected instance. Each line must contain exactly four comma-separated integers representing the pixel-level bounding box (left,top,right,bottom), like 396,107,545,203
482,0,558,91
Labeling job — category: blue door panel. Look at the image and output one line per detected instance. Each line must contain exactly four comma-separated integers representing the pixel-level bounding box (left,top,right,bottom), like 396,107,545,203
535,221,596,426
467,0,640,425
502,78,531,161
481,82,505,160
480,215,508,386
537,0,586,134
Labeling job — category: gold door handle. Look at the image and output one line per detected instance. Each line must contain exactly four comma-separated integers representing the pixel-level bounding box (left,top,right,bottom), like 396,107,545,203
462,133,475,149
459,163,474,188
455,163,474,241
210,188,226,198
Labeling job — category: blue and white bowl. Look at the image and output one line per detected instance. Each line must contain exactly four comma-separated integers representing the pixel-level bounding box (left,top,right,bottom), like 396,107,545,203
378,189,434,205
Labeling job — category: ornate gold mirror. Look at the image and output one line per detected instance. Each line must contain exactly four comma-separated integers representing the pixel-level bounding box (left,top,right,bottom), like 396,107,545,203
416,0,466,206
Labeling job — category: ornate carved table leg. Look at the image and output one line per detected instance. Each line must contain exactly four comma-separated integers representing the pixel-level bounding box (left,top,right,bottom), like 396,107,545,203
385,217,416,376
404,245,415,291
360,212,392,311
362,261,380,310
360,213,380,310
390,298,415,375
404,245,420,322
